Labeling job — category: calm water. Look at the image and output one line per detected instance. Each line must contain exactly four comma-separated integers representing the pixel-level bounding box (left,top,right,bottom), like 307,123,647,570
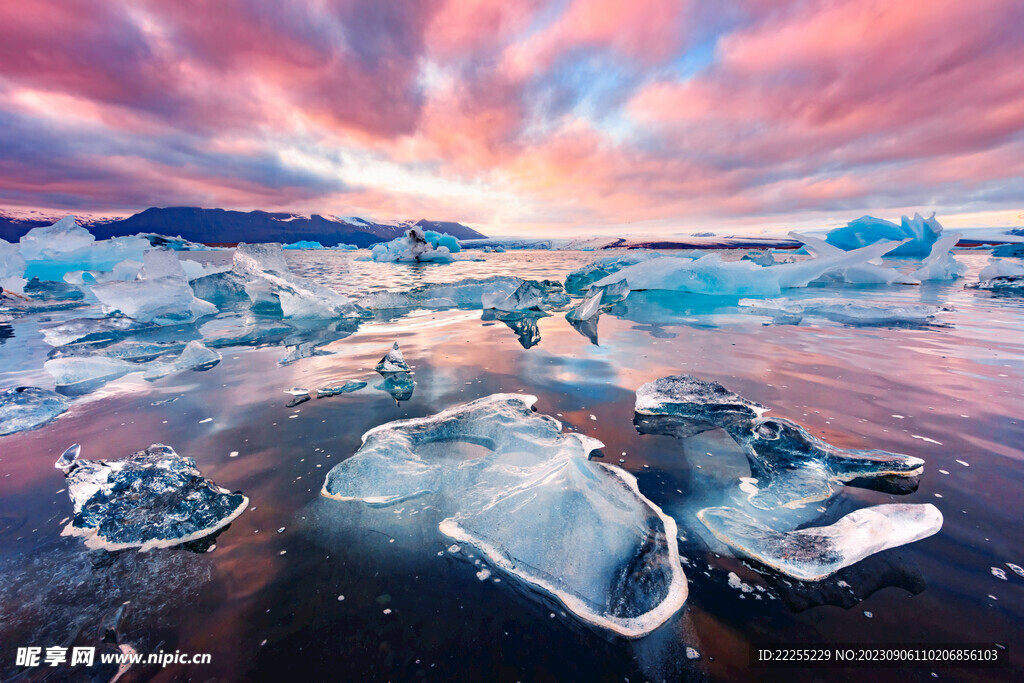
1,250,1022,681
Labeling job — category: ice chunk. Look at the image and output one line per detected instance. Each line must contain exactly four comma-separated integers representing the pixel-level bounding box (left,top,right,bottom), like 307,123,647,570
142,341,221,380
0,238,27,295
317,380,367,398
91,275,217,324
698,504,943,581
18,216,95,260
825,213,943,257
370,227,457,263
282,240,326,249
790,232,910,285
232,243,360,318
728,416,925,510
564,253,663,294
739,297,942,326
0,387,70,435
592,240,906,296
40,315,156,347
566,290,603,322
321,394,688,637
45,356,135,393
57,443,248,551
968,258,1024,294
635,375,767,429
376,342,410,373
978,258,1024,281
482,281,546,312
358,276,524,311
635,375,923,509
905,232,965,281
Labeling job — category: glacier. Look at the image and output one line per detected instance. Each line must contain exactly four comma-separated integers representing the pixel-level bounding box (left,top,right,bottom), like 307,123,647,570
321,394,688,637
698,504,943,581
57,443,248,551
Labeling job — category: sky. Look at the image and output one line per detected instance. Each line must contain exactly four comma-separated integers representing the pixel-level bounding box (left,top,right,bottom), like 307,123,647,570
0,0,1022,236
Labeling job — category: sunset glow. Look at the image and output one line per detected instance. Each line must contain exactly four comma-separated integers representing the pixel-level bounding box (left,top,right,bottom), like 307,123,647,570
1,0,1022,234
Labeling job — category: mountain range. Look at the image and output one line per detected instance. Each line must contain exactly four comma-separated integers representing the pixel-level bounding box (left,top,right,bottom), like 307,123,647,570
0,207,486,247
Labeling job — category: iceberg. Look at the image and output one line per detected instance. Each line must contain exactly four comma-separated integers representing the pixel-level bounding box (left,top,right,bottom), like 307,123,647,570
592,240,906,297
375,342,410,373
231,243,360,318
0,386,70,435
57,443,248,551
321,394,688,637
697,504,943,581
635,375,923,509
283,240,326,250
317,380,367,398
369,227,458,263
739,297,943,326
19,216,150,281
825,213,944,257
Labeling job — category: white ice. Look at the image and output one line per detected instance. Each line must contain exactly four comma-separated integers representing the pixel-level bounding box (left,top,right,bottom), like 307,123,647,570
375,342,410,373
566,290,603,321
482,281,546,312
0,238,27,295
90,250,218,324
369,227,457,263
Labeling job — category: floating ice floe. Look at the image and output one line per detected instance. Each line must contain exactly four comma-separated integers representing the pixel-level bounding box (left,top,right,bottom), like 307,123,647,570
19,216,151,281
698,504,943,581
321,394,687,637
591,239,907,297
738,297,943,326
825,213,944,258
358,276,540,312
634,375,924,509
376,342,410,373
90,250,218,324
0,386,70,435
281,240,356,250
317,380,367,398
369,227,459,263
56,443,248,551
40,315,156,347
967,258,1024,294
230,243,361,319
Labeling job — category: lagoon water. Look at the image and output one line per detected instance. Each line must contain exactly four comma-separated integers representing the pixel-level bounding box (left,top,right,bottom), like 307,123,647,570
1,249,1022,681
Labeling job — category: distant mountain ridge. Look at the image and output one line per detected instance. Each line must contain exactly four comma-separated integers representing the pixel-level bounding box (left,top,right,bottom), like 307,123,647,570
0,206,486,246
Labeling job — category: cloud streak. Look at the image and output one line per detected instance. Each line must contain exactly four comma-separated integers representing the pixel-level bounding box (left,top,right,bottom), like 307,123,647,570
0,0,1021,233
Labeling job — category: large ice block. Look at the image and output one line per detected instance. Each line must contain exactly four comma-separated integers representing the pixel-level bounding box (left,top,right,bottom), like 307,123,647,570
322,394,688,637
